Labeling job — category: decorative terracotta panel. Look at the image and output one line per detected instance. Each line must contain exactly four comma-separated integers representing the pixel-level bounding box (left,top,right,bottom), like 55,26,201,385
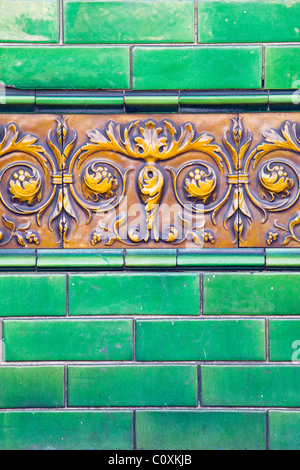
1,113,300,248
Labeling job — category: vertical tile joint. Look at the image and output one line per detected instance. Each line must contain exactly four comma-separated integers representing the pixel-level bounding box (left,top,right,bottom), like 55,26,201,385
200,273,203,316
64,365,68,409
59,0,64,45
133,410,137,450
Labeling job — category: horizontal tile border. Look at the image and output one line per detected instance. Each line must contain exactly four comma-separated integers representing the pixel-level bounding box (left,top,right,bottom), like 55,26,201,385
1,90,300,113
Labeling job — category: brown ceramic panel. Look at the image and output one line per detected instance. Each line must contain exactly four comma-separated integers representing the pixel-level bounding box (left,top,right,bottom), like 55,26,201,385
238,113,300,247
61,114,238,249
0,114,63,248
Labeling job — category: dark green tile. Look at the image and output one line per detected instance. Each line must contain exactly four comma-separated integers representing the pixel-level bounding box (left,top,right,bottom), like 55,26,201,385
0,274,66,316
37,249,124,269
0,47,130,89
3,320,133,361
0,411,133,450
136,411,266,450
202,366,300,407
0,91,36,113
69,273,200,316
0,0,59,43
269,320,300,362
0,367,64,408
198,0,300,44
64,0,194,44
125,92,179,113
132,46,262,90
125,249,177,269
178,249,265,269
36,92,124,113
68,365,197,407
0,250,35,270
136,320,266,361
203,272,300,315
269,411,300,450
266,249,300,269
265,46,300,89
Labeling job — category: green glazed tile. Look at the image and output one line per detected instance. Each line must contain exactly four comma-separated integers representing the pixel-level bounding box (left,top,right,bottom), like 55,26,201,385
68,365,197,407
201,366,300,407
124,93,179,113
0,411,133,450
36,93,124,113
0,250,35,270
136,411,266,450
136,319,266,361
178,249,265,269
63,0,194,44
0,274,66,316
203,272,300,315
37,249,124,269
0,47,130,89
269,411,300,450
0,92,36,113
132,46,262,90
0,0,59,43
68,273,200,316
0,367,64,408
198,0,300,44
269,320,300,362
125,249,177,268
3,320,133,361
265,46,300,89
180,94,268,106
266,249,300,269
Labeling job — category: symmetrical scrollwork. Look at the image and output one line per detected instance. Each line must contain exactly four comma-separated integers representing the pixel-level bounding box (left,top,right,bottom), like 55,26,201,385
1,115,300,247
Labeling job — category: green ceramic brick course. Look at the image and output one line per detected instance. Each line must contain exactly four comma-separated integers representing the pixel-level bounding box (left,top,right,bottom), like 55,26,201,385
136,411,266,450
0,250,35,270
64,0,194,44
3,320,133,361
68,365,197,407
198,0,300,44
0,47,130,89
203,272,300,315
68,273,200,315
0,0,59,43
265,46,300,89
269,411,300,450
266,249,300,269
0,411,133,450
178,249,265,269
37,249,124,270
201,366,300,407
132,46,262,90
269,320,300,362
136,320,266,361
0,367,64,408
125,249,177,268
0,274,66,316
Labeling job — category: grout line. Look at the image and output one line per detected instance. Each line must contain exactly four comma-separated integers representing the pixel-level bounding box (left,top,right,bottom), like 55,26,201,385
133,410,137,450
200,273,203,316
1,360,295,366
64,365,68,408
1,41,300,47
197,365,201,408
194,0,198,45
129,46,133,91
133,319,136,362
0,320,3,363
262,44,266,88
66,273,69,317
59,0,64,45
266,410,269,450
266,318,270,362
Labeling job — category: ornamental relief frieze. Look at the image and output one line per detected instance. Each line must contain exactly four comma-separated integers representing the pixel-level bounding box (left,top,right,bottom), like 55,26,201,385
0,113,300,248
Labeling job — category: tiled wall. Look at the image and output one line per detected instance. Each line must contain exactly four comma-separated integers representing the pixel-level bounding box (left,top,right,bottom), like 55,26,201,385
0,0,299,90
1,0,300,451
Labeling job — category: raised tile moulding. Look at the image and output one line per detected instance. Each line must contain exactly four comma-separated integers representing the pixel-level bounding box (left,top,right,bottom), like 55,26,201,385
0,113,300,249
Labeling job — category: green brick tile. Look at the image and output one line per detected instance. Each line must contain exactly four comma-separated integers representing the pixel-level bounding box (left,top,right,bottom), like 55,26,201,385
0,250,36,270
269,320,300,362
269,411,300,450
0,91,36,113
3,320,133,361
136,319,266,361
68,365,197,407
124,92,179,113
68,273,200,316
64,0,194,44
265,46,300,89
136,411,266,450
132,46,262,90
198,0,300,44
203,272,300,315
0,0,59,43
201,366,300,407
0,367,64,408
178,249,265,269
0,411,132,450
0,47,130,89
0,274,66,316
180,92,268,113
125,249,177,269
266,249,300,269
36,92,124,113
37,249,124,270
